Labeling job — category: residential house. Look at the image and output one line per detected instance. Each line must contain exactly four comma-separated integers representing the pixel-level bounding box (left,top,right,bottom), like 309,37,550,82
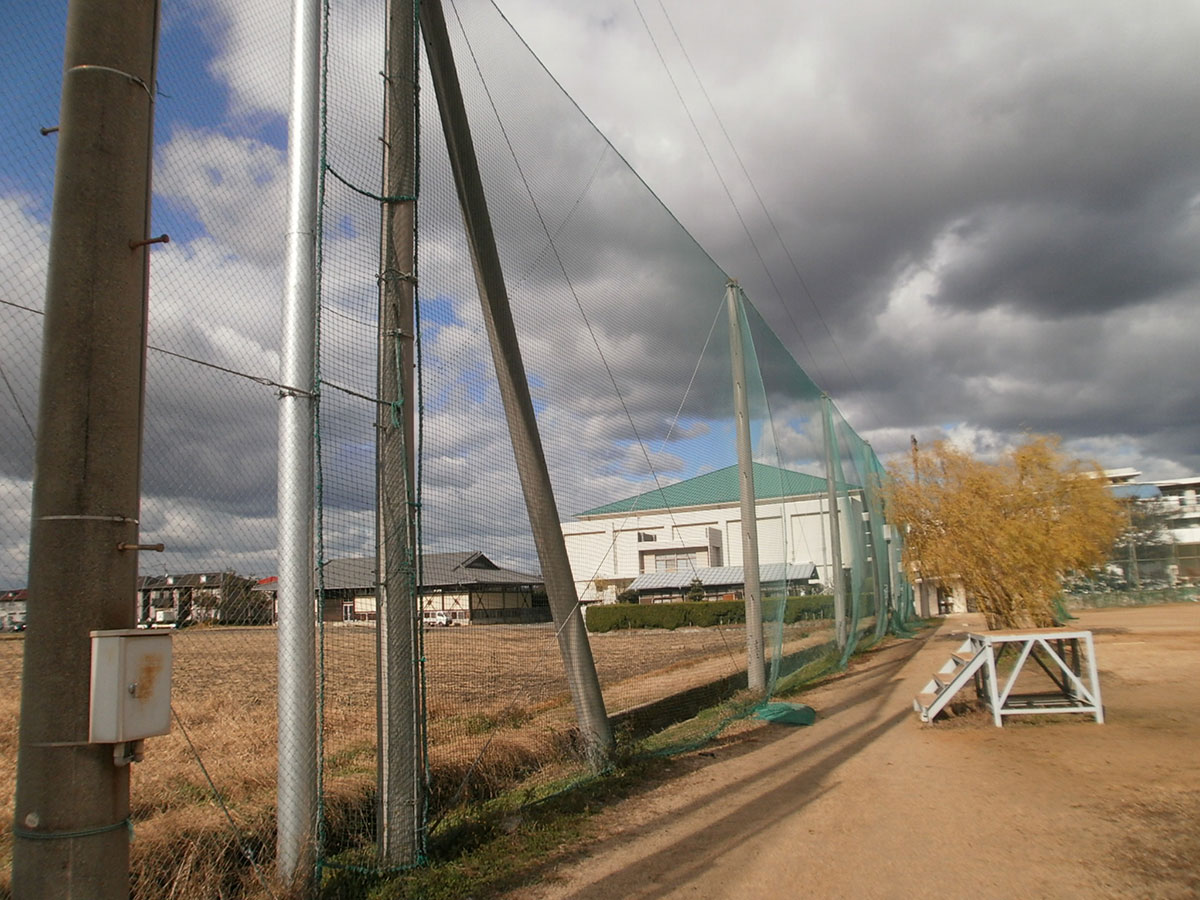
319,552,548,625
136,571,267,626
0,588,26,629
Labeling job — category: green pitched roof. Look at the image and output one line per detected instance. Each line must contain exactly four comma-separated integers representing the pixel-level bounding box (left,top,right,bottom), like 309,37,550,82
579,463,839,517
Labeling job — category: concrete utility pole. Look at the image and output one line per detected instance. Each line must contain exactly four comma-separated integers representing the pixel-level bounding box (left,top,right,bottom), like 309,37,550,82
822,395,848,649
726,283,766,692
418,0,613,766
276,0,322,884
12,0,161,895
377,0,424,865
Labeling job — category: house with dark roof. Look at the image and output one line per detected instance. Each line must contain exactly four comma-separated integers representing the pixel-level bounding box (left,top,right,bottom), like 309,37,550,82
0,588,27,630
136,571,267,626
561,462,861,604
318,551,548,625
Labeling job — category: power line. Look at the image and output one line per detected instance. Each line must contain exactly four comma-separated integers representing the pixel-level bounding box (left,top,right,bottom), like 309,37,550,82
1,296,376,408
629,0,828,389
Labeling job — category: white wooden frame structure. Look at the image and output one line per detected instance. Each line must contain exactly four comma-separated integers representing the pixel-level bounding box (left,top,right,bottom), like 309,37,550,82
971,629,1104,726
916,628,1105,727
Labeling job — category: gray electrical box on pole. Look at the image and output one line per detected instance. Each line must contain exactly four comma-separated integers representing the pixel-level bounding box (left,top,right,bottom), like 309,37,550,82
12,0,161,895
726,282,766,693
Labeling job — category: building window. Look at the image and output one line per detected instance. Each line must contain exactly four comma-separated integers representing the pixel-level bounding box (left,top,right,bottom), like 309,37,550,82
653,551,701,573
637,532,657,542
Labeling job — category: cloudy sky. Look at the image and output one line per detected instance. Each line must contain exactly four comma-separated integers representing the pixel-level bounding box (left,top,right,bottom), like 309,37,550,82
495,0,1200,473
1,0,1198,586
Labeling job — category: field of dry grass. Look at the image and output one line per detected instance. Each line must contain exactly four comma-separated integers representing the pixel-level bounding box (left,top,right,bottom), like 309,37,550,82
0,618,823,898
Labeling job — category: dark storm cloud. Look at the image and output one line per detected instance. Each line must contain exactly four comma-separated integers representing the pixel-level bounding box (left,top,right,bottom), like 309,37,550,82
490,0,1200,480
932,187,1199,319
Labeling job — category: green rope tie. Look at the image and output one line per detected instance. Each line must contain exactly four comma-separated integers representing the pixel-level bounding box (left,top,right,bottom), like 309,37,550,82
325,164,417,204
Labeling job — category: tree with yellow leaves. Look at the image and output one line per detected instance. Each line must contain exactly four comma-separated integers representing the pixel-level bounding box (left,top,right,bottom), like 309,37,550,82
884,435,1123,629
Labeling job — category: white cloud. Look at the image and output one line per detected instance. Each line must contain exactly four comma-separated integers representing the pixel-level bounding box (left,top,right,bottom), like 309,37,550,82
7,0,1200,589
201,0,292,121
156,127,288,267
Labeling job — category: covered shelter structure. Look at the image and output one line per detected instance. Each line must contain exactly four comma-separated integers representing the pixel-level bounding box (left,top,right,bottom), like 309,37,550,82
628,561,819,603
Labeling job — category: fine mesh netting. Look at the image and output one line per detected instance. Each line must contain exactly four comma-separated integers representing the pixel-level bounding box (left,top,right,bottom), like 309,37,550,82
0,0,915,895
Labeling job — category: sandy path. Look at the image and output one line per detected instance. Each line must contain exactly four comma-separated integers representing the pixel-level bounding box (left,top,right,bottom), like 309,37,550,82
508,604,1200,900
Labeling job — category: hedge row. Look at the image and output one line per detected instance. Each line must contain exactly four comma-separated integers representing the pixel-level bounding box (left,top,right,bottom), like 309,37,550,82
585,594,836,633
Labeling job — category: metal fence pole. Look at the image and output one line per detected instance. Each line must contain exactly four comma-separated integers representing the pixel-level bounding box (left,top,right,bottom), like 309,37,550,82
276,0,322,883
12,0,161,895
822,395,847,649
377,0,424,866
726,282,765,692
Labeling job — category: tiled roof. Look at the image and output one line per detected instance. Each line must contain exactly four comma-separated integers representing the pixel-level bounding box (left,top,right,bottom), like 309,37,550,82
579,463,842,517
629,561,817,591
320,552,540,591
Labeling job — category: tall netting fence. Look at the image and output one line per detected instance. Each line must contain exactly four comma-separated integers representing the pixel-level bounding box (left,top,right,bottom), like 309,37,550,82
341,0,916,873
0,0,913,896
1,1,302,897
0,21,58,898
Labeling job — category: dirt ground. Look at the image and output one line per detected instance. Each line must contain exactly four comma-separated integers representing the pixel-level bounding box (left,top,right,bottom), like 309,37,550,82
508,604,1200,900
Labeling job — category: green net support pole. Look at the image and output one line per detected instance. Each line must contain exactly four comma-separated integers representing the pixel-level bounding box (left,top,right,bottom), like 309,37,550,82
727,283,766,692
377,0,424,866
821,395,847,650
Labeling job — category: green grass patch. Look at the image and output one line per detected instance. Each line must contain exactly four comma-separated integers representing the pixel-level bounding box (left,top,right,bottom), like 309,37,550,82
318,755,669,900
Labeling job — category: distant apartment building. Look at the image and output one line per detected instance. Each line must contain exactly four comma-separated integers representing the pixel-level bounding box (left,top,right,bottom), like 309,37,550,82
1106,469,1200,584
136,571,268,626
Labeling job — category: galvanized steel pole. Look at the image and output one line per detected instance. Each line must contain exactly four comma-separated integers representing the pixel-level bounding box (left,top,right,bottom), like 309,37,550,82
726,283,765,693
12,0,161,895
276,0,322,883
866,443,891,640
419,0,613,766
822,395,848,649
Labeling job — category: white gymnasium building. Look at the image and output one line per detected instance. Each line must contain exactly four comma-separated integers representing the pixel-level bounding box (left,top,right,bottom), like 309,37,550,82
560,462,870,604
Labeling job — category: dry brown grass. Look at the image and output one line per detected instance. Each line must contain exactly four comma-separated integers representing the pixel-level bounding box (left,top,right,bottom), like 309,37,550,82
0,618,816,897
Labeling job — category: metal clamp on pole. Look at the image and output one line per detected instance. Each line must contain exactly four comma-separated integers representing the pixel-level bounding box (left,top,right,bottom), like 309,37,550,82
117,543,165,552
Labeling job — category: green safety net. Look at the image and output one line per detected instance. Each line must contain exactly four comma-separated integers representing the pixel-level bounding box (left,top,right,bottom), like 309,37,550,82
0,0,918,894
308,0,917,881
